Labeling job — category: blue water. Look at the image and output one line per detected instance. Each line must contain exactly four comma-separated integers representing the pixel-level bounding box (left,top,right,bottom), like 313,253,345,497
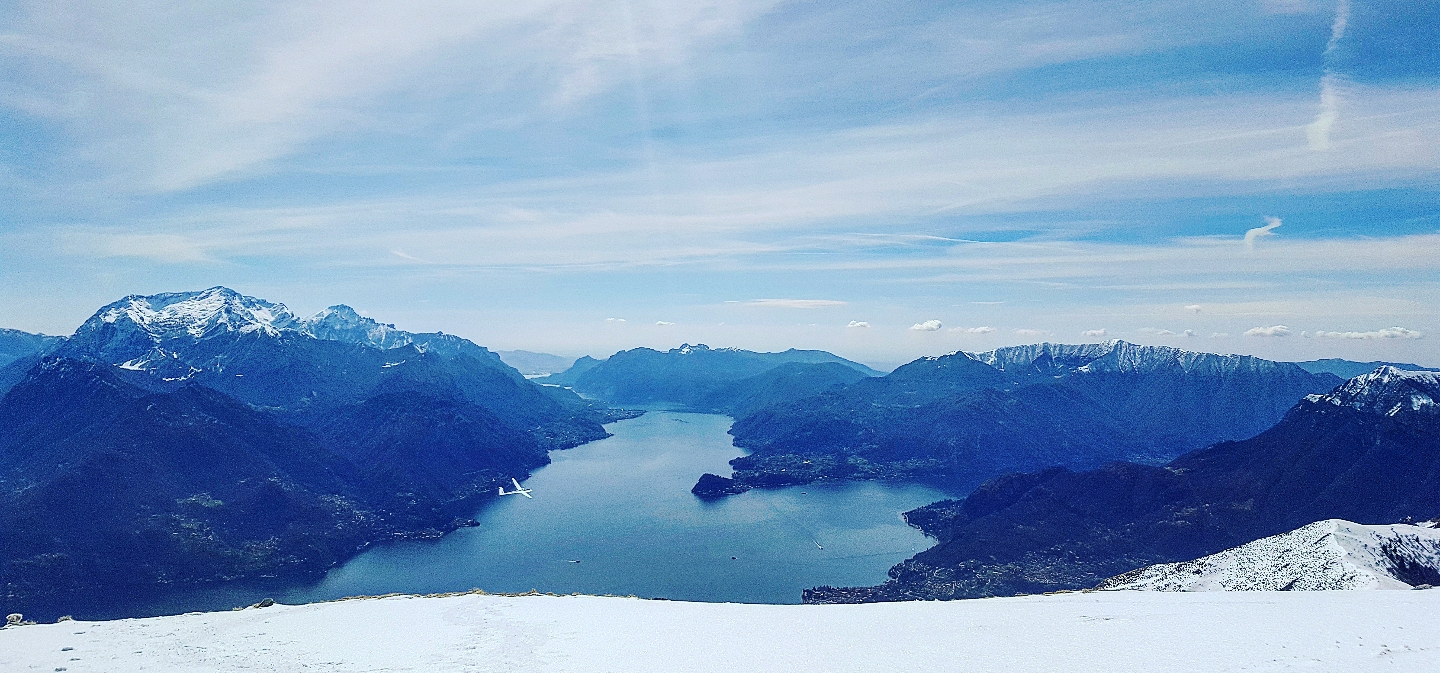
95,412,948,616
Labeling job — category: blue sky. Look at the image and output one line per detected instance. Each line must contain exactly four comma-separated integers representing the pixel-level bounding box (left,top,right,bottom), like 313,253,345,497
1,0,1437,368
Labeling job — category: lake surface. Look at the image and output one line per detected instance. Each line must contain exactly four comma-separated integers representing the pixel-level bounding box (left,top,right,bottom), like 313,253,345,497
101,412,949,616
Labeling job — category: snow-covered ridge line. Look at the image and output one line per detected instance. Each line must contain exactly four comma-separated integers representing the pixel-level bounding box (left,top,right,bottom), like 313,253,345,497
931,339,1302,376
1099,519,1440,592
1305,366,1440,417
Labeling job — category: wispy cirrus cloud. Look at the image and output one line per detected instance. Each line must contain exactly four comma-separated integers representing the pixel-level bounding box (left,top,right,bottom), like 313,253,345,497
743,299,846,309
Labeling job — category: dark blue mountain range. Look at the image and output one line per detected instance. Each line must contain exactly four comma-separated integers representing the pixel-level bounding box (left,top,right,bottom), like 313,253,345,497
805,367,1440,602
0,288,623,618
723,341,1343,493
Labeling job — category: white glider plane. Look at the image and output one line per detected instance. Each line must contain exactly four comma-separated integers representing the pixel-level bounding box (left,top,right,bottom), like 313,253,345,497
498,478,533,498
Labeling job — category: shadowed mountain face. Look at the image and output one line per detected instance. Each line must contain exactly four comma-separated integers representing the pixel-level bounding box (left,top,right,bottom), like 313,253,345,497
804,367,1440,603
540,343,881,409
0,289,621,617
0,360,379,609
726,341,1343,493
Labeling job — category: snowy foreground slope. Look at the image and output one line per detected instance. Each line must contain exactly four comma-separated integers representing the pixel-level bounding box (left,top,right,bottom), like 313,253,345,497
5,591,1440,672
1100,519,1440,591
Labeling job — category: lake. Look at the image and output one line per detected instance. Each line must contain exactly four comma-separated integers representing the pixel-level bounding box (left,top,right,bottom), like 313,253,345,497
91,412,949,616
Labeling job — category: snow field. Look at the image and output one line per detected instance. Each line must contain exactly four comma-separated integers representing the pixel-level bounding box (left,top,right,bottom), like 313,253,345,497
3,590,1439,672
1100,519,1440,591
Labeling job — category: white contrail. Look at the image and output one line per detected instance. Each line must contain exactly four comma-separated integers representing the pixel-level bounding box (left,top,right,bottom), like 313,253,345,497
1308,0,1350,150
1307,75,1341,150
1326,0,1351,53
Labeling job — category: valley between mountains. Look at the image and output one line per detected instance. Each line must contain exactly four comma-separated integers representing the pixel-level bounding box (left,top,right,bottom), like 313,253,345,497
3,287,1440,623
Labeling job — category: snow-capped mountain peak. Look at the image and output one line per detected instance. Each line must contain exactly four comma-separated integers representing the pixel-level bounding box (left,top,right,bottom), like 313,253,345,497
671,343,744,355
1099,519,1440,591
1306,366,1440,417
299,305,416,350
87,287,298,341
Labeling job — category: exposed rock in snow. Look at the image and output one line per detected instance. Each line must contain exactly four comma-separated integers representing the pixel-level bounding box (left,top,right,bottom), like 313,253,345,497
298,305,415,350
1098,519,1440,591
4,591,1440,672
59,288,511,379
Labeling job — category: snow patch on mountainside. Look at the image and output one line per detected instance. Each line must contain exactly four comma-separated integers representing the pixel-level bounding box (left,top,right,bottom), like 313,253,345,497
4,592,1440,672
1099,519,1440,591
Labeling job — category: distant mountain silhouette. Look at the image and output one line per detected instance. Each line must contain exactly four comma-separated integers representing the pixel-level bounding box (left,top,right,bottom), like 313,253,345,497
805,367,1440,602
0,328,64,396
496,350,578,376
1294,358,1440,379
540,343,881,409
0,328,62,370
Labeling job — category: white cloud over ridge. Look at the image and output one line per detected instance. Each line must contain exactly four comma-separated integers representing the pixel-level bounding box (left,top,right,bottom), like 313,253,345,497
1315,327,1422,340
952,326,996,334
1245,325,1292,337
847,321,870,328
1082,329,1107,338
910,320,942,332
